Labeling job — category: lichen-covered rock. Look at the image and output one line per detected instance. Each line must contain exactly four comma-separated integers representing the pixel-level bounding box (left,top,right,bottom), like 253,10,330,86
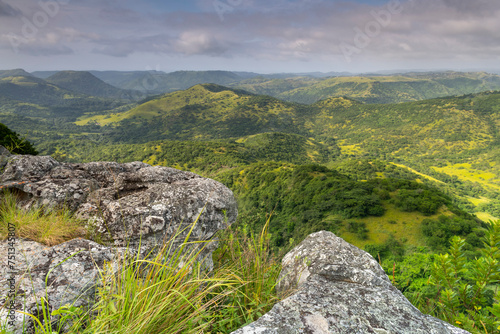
0,145,11,173
0,238,124,334
0,154,237,333
0,145,10,157
232,231,469,334
0,155,238,266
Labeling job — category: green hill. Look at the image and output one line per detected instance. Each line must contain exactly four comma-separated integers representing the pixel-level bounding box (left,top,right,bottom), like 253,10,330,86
0,75,82,106
38,132,339,174
76,84,313,143
0,68,33,79
233,72,500,104
309,91,500,220
46,71,136,100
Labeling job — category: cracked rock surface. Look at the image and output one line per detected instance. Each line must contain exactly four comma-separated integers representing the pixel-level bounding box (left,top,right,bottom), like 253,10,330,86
232,231,470,334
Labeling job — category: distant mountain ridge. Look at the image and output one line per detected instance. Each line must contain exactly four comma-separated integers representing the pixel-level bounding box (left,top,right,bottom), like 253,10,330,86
234,71,500,104
45,71,137,100
28,69,500,104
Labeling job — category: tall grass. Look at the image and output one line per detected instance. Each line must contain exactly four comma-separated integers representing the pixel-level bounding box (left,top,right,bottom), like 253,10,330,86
207,220,284,333
0,193,283,334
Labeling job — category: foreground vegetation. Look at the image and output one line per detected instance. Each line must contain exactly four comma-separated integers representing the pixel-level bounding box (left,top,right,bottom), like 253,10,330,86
0,193,283,334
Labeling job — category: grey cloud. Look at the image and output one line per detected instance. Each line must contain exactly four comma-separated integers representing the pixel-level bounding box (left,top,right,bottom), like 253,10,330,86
17,43,74,56
0,0,22,17
440,0,497,13
92,31,231,58
92,35,174,57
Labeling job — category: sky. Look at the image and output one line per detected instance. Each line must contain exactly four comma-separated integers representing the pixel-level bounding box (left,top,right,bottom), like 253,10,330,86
0,0,499,73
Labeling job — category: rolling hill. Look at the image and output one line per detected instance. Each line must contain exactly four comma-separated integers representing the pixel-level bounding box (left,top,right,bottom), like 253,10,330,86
0,75,82,105
233,72,500,104
76,83,314,142
45,71,137,100
0,69,34,79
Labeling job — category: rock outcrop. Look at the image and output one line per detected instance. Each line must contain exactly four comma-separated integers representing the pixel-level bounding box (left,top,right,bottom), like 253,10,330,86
0,149,237,262
0,147,237,333
232,231,469,334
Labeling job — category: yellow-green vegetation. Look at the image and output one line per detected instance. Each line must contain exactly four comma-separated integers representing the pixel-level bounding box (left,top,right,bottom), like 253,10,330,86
338,203,451,249
0,192,85,246
475,211,499,222
392,163,444,184
432,164,500,191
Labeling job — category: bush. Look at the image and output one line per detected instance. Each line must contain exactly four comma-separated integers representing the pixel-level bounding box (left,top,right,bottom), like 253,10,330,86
347,221,369,240
427,221,500,333
0,122,38,155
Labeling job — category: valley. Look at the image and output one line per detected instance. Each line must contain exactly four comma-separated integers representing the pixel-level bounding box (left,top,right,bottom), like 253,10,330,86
2,68,500,333
0,69,498,255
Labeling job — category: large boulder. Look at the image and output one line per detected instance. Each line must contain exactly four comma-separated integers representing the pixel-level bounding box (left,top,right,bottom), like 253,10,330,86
232,231,469,334
0,150,237,333
0,153,237,264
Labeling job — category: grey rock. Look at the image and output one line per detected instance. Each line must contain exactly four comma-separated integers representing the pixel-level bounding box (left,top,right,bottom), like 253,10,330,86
0,154,237,333
0,146,10,156
0,238,125,334
0,146,11,175
0,156,237,264
232,231,469,334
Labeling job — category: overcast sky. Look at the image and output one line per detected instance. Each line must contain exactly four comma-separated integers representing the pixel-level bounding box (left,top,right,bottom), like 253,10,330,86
1,0,499,73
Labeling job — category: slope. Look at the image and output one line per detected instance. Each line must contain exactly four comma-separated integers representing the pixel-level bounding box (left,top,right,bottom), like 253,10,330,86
38,132,338,174
0,69,33,79
310,91,500,219
0,75,83,106
76,84,314,143
46,71,136,99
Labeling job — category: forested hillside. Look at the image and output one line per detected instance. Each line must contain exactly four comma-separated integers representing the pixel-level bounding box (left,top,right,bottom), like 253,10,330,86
1,72,498,233
45,71,136,100
234,72,500,104
1,72,499,332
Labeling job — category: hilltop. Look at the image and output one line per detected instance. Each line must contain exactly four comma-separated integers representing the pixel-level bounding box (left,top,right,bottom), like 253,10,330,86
45,71,136,100
76,84,312,142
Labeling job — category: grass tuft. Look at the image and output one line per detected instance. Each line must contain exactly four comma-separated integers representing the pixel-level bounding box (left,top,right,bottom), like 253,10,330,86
0,191,86,246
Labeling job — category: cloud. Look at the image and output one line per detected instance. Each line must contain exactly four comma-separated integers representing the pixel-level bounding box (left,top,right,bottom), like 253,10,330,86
174,31,229,55
2,0,500,71
0,1,21,17
18,43,74,56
